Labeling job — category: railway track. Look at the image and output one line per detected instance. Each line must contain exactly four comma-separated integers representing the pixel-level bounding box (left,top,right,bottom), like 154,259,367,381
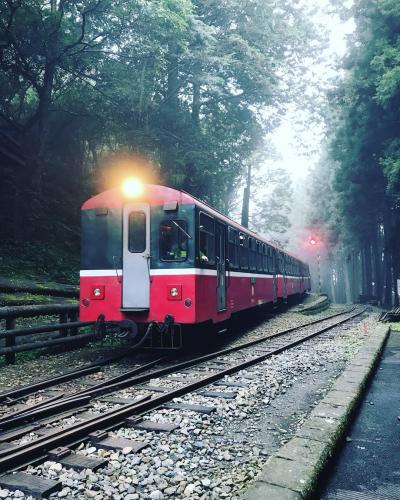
0,306,367,493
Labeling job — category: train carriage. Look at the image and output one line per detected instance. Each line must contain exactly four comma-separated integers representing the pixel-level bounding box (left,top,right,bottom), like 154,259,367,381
80,181,311,345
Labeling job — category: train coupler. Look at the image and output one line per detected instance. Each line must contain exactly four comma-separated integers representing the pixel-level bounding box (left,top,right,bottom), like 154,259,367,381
144,315,182,350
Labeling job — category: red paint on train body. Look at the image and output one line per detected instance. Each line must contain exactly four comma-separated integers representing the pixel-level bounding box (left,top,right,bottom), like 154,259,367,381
80,184,311,330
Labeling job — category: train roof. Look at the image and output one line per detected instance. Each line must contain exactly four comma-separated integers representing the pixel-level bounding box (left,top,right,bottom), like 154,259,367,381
82,184,307,265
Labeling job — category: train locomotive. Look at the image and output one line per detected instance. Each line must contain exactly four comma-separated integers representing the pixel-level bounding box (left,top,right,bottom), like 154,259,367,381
80,180,311,347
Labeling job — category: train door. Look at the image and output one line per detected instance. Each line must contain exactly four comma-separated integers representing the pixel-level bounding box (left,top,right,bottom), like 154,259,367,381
215,221,227,311
122,203,150,310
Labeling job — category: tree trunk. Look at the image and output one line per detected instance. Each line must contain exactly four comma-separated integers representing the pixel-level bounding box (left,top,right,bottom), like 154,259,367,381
364,244,373,296
241,164,251,228
372,230,383,306
192,65,201,127
392,211,400,307
167,42,180,110
383,206,393,307
32,61,56,194
343,251,352,304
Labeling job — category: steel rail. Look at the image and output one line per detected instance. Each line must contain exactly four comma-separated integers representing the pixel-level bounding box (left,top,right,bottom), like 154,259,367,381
0,367,100,405
0,358,164,431
0,397,91,433
0,308,356,433
59,306,357,403
0,307,353,406
0,395,64,425
0,347,158,404
0,307,366,473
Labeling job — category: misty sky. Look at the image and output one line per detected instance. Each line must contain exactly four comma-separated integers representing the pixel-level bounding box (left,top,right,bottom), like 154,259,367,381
270,0,355,181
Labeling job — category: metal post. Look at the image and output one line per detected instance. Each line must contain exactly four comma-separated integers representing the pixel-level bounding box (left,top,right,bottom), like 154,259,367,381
317,253,321,294
5,318,16,365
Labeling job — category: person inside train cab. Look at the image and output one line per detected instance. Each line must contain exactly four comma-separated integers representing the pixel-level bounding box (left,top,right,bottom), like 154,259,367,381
200,249,209,263
160,220,188,261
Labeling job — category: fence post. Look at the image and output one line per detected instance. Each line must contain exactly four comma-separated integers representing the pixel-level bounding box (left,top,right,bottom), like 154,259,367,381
69,311,78,336
5,318,16,365
59,313,68,337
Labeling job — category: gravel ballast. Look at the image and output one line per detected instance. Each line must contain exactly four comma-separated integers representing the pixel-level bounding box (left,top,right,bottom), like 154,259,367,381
0,306,377,499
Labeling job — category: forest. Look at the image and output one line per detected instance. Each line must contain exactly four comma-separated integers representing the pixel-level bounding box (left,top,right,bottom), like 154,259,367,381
0,0,400,307
309,0,400,307
0,0,314,280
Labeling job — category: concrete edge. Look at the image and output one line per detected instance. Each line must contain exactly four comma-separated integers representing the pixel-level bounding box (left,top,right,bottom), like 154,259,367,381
242,321,390,500
296,295,330,315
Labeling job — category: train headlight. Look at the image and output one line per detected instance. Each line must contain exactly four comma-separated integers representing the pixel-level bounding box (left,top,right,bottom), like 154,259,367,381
122,178,143,197
93,288,102,297
170,287,179,297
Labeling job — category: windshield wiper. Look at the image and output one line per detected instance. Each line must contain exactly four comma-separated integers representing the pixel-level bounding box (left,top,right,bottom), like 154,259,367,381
171,220,192,239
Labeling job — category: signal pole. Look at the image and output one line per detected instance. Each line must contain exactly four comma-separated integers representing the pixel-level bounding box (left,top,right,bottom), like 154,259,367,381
309,236,322,294
317,253,321,294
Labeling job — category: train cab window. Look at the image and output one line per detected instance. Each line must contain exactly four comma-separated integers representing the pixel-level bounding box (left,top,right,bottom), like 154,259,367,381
128,211,146,253
199,213,215,264
239,233,248,269
228,227,239,269
160,220,188,261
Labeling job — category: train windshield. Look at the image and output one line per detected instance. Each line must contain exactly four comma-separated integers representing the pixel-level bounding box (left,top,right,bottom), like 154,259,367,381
160,220,188,261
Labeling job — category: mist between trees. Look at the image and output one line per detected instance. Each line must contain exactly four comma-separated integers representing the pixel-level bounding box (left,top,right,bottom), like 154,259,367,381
307,0,400,308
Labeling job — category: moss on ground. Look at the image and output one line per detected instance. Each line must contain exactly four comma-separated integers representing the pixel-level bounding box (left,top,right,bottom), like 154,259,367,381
0,293,54,306
0,240,79,285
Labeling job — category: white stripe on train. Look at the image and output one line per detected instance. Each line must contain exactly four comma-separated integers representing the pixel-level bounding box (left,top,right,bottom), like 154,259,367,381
80,269,306,279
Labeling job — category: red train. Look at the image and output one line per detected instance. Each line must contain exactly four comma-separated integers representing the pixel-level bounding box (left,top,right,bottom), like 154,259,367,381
80,180,311,346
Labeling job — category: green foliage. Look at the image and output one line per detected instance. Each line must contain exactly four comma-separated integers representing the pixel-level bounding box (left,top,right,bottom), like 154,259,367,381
0,0,314,237
0,240,79,284
0,293,54,306
0,0,318,289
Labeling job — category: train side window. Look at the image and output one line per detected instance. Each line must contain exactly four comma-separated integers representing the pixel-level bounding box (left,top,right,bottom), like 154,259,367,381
256,241,263,271
228,227,239,269
199,213,215,264
271,249,276,273
249,238,256,271
278,252,283,274
239,233,248,269
262,244,268,272
160,220,188,261
128,211,146,253
266,246,271,273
